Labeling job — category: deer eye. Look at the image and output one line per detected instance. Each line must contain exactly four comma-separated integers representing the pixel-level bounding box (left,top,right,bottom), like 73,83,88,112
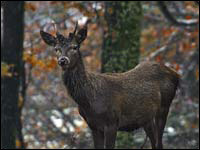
73,45,78,50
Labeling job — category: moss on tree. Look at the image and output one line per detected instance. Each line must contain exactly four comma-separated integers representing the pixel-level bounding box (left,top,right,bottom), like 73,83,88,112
102,1,143,148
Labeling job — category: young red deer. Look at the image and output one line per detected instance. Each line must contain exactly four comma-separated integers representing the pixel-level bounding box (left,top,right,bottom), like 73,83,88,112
40,22,180,149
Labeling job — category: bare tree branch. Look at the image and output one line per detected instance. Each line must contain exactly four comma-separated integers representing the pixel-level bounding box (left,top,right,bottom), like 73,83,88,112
158,1,199,27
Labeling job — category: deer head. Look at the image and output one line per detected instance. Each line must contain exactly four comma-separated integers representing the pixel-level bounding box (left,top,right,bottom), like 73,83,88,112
40,21,87,70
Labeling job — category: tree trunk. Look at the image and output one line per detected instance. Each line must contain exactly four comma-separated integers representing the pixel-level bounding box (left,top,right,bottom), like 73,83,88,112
102,1,143,148
1,1,24,149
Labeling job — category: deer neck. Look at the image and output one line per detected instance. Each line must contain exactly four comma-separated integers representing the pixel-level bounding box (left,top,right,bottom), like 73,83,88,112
62,56,91,106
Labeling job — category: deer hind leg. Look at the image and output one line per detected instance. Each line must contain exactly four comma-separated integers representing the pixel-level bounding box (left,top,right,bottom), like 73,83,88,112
156,105,170,149
144,119,158,149
104,125,118,149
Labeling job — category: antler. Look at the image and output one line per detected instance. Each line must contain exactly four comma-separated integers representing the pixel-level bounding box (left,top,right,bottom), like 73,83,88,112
68,21,79,42
73,21,78,35
51,20,58,34
49,20,67,45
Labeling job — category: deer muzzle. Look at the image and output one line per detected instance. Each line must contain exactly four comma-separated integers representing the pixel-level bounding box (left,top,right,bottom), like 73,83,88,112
58,56,70,66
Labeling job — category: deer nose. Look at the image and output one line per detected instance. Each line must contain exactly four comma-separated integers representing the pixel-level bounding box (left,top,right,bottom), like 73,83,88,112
58,56,70,66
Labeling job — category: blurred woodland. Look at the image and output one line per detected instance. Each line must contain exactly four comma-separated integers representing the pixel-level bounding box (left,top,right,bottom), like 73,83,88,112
1,1,199,149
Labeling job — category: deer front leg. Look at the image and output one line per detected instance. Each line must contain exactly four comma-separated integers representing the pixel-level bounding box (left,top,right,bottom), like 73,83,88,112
92,129,104,149
104,126,117,149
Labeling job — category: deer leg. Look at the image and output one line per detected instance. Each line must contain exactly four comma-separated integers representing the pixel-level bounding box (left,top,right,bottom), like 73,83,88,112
92,129,105,149
144,119,158,149
104,126,117,149
156,106,170,149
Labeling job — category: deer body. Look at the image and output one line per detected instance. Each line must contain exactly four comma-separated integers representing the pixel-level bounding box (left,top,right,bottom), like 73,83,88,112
62,58,179,149
40,22,179,149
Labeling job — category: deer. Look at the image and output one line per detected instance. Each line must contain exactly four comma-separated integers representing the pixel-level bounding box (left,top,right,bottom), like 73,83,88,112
40,21,180,149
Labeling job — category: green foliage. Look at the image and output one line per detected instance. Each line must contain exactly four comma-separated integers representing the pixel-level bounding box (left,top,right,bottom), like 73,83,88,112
102,1,142,73
116,132,135,149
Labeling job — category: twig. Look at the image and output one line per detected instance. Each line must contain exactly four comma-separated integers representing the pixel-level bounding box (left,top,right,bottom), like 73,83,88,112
149,31,180,59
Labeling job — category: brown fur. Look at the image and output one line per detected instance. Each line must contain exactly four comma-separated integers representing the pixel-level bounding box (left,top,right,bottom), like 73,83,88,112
63,60,179,149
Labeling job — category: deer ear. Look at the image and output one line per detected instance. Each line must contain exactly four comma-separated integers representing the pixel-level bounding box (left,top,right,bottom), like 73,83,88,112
75,26,87,44
40,31,57,46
